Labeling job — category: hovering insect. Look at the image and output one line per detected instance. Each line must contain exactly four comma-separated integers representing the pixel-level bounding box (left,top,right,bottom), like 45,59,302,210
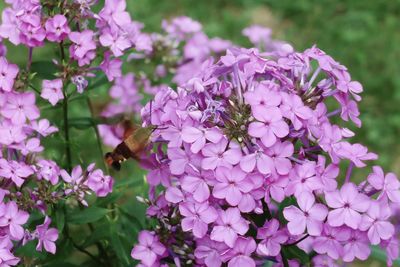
104,122,156,171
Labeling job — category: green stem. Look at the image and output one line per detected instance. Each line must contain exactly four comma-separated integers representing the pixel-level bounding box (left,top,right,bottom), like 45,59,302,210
86,97,109,174
62,92,73,172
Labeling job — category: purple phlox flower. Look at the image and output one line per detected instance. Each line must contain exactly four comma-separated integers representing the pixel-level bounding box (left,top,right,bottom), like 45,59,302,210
286,161,322,196
10,137,43,156
71,75,89,93
248,107,289,147
242,25,271,47
179,201,218,238
325,183,370,229
367,166,400,203
141,154,171,187
0,201,29,240
281,93,313,130
312,254,339,267
181,173,210,203
337,78,363,102
265,175,289,203
312,225,350,260
318,123,342,163
34,216,58,254
256,219,288,257
60,165,86,198
182,126,223,153
19,15,46,47
265,140,293,175
45,14,70,42
316,155,339,192
0,159,34,187
226,237,256,267
283,191,328,236
335,142,378,168
36,159,60,185
240,146,272,175
99,29,131,57
131,230,166,266
213,166,254,206
162,16,202,40
0,57,18,92
0,239,19,267
194,237,230,267
167,144,201,175
1,92,40,125
98,0,132,27
100,51,122,81
31,119,58,137
336,96,361,127
380,237,399,267
0,8,21,45
359,201,395,245
201,137,242,170
244,81,281,114
165,187,184,204
69,30,96,65
210,208,249,247
41,79,64,106
86,169,114,197
0,120,26,145
341,230,370,262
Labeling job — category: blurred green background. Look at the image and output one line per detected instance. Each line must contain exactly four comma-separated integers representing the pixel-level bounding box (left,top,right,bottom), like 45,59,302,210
1,0,399,266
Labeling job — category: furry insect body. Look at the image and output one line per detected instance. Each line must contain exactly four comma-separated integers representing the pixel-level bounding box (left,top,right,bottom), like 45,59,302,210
105,126,155,170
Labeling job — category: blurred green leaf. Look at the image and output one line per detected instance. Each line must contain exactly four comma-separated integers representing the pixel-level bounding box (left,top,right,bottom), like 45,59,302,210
31,61,57,79
67,207,110,224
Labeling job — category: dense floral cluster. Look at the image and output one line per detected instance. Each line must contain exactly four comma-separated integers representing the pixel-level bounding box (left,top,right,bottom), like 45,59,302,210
133,44,400,266
0,0,147,264
0,0,398,266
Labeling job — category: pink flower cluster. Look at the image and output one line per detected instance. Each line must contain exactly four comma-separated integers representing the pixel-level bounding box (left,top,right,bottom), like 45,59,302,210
132,44,400,266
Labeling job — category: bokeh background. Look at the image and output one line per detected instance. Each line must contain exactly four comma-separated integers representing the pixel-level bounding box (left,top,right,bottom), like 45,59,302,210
1,0,400,266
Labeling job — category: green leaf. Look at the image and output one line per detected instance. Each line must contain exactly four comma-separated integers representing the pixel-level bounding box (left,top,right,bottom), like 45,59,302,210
282,245,310,265
31,61,57,79
68,117,94,130
371,246,400,265
109,225,131,266
55,207,65,232
67,207,110,224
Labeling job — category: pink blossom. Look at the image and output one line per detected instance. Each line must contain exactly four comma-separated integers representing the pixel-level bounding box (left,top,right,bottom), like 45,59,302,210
342,230,370,262
182,126,223,153
100,52,123,81
201,138,242,170
283,192,328,236
45,15,70,42
210,208,249,247
0,201,29,240
360,201,395,245
35,217,59,254
313,225,350,260
131,231,166,266
256,219,288,257
179,201,218,238
226,237,256,267
41,79,64,106
325,183,370,229
248,107,289,147
286,161,322,196
36,160,60,185
181,174,210,203
281,93,313,130
367,166,400,203
0,57,18,92
336,142,378,168
0,159,34,187
86,169,114,197
213,166,253,206
1,92,40,125
99,30,131,57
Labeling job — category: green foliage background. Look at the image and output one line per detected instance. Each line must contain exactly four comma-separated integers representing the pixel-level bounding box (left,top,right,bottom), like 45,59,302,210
1,0,399,266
